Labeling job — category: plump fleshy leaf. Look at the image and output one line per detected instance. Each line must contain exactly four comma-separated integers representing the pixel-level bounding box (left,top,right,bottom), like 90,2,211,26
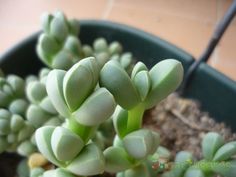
123,163,150,177
10,114,25,132
39,97,58,114
8,99,28,116
18,122,35,141
49,14,68,42
52,51,74,70
133,71,151,101
17,140,36,156
35,126,62,166
109,41,122,55
120,53,132,69
26,105,51,128
184,168,205,177
93,38,108,53
41,12,53,34
64,36,81,56
131,62,148,79
172,151,193,177
145,59,183,109
112,106,128,138
104,146,134,173
211,160,236,177
123,129,158,159
202,132,224,160
63,57,96,111
66,143,105,176
100,61,140,109
63,64,92,111
46,70,70,118
6,75,25,97
42,168,77,177
38,34,60,56
27,81,47,104
213,141,236,161
51,127,84,161
72,88,116,126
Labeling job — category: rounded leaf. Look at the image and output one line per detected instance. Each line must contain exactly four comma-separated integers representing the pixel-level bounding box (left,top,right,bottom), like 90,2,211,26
17,140,36,156
131,61,148,79
211,160,236,177
43,168,76,177
145,59,183,109
120,53,132,69
51,127,84,161
52,50,74,70
26,105,52,128
123,129,158,159
112,106,128,138
184,168,205,177
8,99,28,116
63,58,95,111
93,38,108,53
100,61,140,109
10,114,25,132
27,81,47,103
202,132,224,160
104,146,134,173
35,126,62,166
46,70,70,118
50,15,68,42
38,34,60,55
133,71,151,101
213,141,236,161
109,41,122,55
72,88,116,126
124,164,150,177
66,143,105,176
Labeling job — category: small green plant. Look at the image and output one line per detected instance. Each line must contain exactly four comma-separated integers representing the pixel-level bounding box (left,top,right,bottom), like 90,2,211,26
0,11,236,177
163,132,236,177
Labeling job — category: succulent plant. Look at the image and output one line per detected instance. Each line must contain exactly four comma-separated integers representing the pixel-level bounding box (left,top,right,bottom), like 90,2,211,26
37,11,134,72
0,109,35,154
0,75,28,116
2,11,235,177
163,132,236,177
35,57,116,176
36,11,81,69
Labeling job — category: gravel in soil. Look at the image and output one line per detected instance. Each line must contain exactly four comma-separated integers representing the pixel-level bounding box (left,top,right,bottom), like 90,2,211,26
144,93,236,160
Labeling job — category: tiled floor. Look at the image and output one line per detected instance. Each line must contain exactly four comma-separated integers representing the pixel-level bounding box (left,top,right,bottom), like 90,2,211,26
0,0,235,80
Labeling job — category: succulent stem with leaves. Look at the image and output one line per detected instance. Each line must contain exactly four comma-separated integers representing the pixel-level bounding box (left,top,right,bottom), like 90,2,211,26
98,59,183,177
35,57,116,176
163,132,236,177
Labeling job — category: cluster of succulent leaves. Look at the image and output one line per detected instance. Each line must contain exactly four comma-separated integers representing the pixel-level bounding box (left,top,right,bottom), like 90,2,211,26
0,11,236,177
0,68,65,157
163,132,236,177
0,74,34,154
37,11,134,72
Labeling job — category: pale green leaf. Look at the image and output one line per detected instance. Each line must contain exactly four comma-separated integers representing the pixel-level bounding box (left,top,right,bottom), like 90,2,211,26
202,132,224,160
99,60,140,109
72,88,116,126
104,146,134,173
66,143,105,176
145,59,183,109
51,127,84,161
46,70,70,118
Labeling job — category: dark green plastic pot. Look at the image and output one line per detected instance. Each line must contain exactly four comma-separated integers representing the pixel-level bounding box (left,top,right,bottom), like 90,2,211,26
0,20,235,143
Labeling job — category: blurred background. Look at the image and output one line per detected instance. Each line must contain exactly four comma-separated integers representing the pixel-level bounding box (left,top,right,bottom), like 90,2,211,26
0,0,235,80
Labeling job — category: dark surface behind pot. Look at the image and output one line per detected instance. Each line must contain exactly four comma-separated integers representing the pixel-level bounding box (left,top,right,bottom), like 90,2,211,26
0,20,236,176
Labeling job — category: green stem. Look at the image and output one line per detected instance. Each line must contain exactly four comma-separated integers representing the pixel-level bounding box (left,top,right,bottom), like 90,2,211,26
126,103,145,134
67,118,97,143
